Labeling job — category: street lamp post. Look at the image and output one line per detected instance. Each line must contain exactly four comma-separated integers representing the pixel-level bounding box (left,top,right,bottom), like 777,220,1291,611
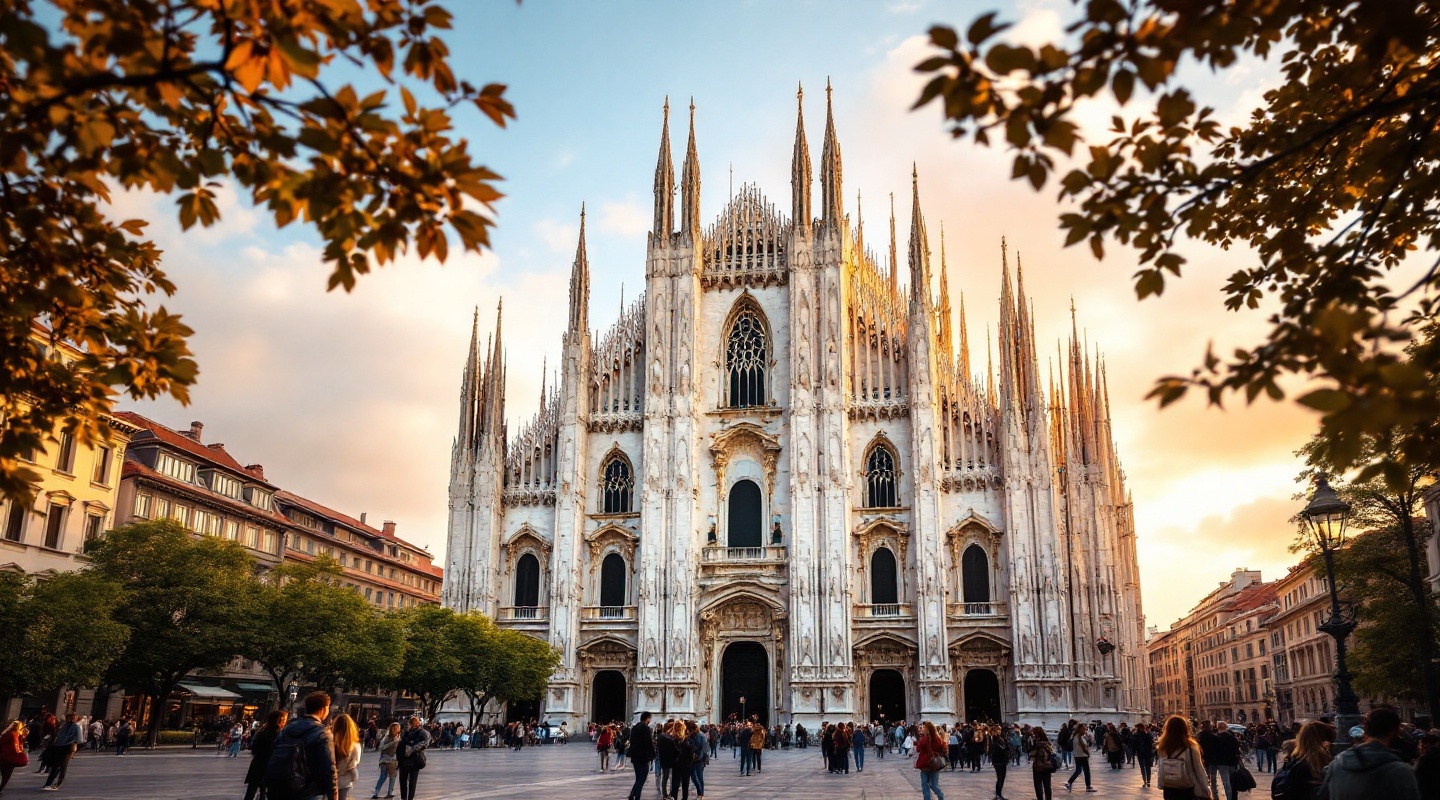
1300,473,1362,752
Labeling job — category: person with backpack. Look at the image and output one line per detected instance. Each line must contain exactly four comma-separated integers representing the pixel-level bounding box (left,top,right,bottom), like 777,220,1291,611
686,720,709,800
669,721,696,800
1316,708,1420,800
1133,721,1157,788
915,720,948,800
1156,715,1211,800
395,717,429,800
1276,720,1331,800
264,692,337,800
244,710,287,800
1063,720,1095,793
989,724,1012,800
1030,727,1059,800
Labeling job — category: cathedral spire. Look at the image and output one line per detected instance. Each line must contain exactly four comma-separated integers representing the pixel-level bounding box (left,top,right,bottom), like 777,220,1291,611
938,224,953,355
888,192,899,297
855,189,864,253
681,99,701,237
653,98,674,240
958,292,971,377
908,164,930,309
568,204,589,334
820,78,843,227
457,306,481,450
791,83,811,233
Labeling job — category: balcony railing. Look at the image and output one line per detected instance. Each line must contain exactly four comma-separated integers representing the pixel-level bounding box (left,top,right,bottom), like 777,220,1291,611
854,603,914,618
499,605,549,622
701,545,787,563
582,605,637,621
947,601,1008,618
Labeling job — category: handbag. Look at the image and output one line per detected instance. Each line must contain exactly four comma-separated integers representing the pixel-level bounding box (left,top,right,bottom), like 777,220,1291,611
1232,763,1257,793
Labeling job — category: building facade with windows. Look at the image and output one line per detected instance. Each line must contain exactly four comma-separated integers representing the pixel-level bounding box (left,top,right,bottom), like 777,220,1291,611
443,90,1149,728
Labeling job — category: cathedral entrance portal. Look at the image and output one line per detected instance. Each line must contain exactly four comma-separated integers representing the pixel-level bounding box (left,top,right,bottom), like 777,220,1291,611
506,697,540,724
963,669,1001,723
591,670,627,724
869,669,906,724
720,641,769,724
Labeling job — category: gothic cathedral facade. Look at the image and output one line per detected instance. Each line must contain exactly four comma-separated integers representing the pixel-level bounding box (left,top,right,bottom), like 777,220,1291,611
443,89,1149,729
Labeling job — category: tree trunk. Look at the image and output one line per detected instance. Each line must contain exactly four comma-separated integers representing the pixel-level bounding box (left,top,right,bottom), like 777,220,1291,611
1400,520,1440,718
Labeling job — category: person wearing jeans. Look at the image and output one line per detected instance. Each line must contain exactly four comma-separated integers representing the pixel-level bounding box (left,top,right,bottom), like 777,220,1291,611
626,713,655,800
42,713,82,791
1209,723,1241,800
915,721,947,800
1064,722,1095,792
853,724,867,773
685,722,708,799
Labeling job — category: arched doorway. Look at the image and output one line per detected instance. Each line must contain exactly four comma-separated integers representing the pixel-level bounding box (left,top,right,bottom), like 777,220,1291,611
727,480,762,547
720,641,769,724
869,669,906,724
599,553,626,607
963,669,1001,722
506,697,540,724
591,670,627,724
870,547,898,605
514,553,540,607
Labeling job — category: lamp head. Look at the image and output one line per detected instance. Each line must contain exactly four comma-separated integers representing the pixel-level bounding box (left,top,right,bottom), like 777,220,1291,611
1302,473,1352,553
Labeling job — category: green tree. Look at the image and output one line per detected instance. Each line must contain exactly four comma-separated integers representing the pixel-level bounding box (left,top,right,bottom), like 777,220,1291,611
0,570,129,707
391,604,464,720
451,614,559,729
87,518,258,746
244,555,403,702
1297,426,1440,715
0,0,514,504
914,3,1440,473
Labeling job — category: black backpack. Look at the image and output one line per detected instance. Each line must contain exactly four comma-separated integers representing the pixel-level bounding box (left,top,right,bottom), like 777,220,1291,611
264,724,322,800
1271,756,1294,799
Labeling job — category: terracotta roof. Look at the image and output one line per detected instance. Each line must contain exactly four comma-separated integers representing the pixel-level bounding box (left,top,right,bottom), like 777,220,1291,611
112,411,272,484
122,460,288,527
273,490,443,579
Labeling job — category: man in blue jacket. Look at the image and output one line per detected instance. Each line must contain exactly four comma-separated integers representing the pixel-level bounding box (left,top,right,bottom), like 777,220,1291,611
268,692,337,800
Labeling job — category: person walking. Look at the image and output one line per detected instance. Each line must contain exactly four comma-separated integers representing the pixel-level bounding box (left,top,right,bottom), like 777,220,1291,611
626,712,655,800
332,714,361,800
1102,724,1123,770
1210,722,1241,800
949,726,963,772
656,720,678,792
1029,727,1058,800
1057,721,1074,769
914,720,948,800
853,722,868,773
40,712,81,792
596,724,614,773
1317,709,1420,800
1133,721,1156,788
395,717,429,800
228,721,246,758
686,721,709,800
1,720,28,796
989,724,1011,800
113,718,132,757
1063,721,1094,793
244,710,287,800
263,692,337,800
371,722,401,800
1155,715,1210,800
669,722,695,800
748,719,766,773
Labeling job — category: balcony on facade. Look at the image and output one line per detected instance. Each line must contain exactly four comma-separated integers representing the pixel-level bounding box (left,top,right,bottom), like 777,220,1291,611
698,545,788,588
853,603,916,623
946,600,1010,624
581,605,638,624
498,605,550,625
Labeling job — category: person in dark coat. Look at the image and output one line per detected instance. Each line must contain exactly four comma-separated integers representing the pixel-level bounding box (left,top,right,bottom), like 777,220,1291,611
268,692,336,800
244,710,287,800
626,712,655,800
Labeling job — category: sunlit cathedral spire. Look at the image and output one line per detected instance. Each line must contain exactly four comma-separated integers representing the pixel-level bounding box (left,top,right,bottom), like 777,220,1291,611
820,78,843,226
653,99,673,239
791,83,811,232
681,99,701,237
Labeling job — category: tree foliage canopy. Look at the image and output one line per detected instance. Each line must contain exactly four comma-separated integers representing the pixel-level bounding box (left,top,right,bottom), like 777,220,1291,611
0,570,129,700
915,1,1440,474
0,0,512,504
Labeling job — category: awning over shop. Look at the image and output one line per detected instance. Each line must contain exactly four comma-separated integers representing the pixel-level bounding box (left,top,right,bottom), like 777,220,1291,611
175,682,243,701
235,682,276,694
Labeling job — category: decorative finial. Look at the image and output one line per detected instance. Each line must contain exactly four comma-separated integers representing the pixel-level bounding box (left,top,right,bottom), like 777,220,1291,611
797,81,804,102
663,96,669,120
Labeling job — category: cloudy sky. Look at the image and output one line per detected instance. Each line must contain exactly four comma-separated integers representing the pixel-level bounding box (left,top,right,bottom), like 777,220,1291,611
116,0,1319,628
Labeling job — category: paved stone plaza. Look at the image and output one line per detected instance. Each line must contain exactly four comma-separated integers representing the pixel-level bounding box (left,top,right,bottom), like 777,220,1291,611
2,741,1273,800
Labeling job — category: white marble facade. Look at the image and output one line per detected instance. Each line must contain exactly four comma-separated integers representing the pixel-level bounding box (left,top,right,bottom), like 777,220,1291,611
442,88,1149,730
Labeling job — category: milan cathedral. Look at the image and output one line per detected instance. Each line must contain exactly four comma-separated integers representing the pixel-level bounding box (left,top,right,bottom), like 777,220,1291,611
442,86,1149,730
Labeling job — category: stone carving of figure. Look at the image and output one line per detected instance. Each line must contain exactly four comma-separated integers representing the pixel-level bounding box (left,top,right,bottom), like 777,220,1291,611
802,634,815,666
644,636,659,667
927,634,940,665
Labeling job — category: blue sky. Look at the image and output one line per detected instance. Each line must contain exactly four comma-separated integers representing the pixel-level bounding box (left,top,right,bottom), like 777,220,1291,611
113,0,1317,627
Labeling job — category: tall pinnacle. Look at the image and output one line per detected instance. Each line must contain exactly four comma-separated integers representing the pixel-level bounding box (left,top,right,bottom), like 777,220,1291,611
791,83,812,232
888,192,899,296
681,99,701,236
958,292,972,376
652,98,674,239
908,164,930,308
820,78,843,226
938,224,953,352
568,204,589,334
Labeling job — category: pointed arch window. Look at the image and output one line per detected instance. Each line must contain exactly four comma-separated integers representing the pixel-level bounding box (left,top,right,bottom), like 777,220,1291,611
864,445,899,508
514,553,541,607
599,552,627,607
600,453,634,514
870,547,898,606
724,305,769,408
961,544,991,605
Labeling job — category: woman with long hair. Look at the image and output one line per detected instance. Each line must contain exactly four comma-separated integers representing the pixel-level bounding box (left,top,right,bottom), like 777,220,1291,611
596,723,614,773
1155,715,1211,800
914,720,948,800
1281,721,1333,800
1103,723,1124,769
669,721,695,800
243,710,287,800
332,713,361,800
1029,727,1058,800
988,724,1012,800
1,720,28,795
373,721,402,800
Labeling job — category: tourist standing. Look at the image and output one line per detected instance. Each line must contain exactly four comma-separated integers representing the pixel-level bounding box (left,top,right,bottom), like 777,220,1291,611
1133,721,1156,788
1102,723,1123,770
657,720,678,790
1317,709,1419,800
1,720,27,795
853,722,868,773
1155,715,1210,800
948,726,963,771
669,722,695,800
914,720,948,800
1029,727,1058,800
596,724,614,773
1057,721,1073,768
264,692,336,800
396,717,429,800
243,710,287,800
372,722,401,799
1279,721,1331,800
1063,720,1094,792
686,721,709,800
626,712,655,800
989,724,1011,800
40,711,82,792
332,714,361,800
113,717,132,757
229,721,246,758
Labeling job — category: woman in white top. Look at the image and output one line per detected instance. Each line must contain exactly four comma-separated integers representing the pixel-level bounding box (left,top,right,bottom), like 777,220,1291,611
332,713,363,800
